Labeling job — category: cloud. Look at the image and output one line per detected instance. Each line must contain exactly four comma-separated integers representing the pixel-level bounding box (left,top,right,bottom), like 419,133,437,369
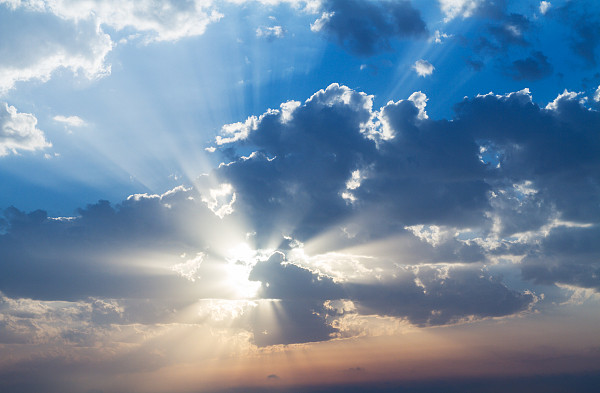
438,0,482,21
521,225,600,291
0,4,113,93
508,51,553,81
2,83,600,350
256,25,286,40
53,115,86,127
431,30,452,44
539,1,551,15
0,103,51,156
413,59,434,77
242,251,535,345
1,0,223,43
311,0,427,55
595,86,600,102
214,84,600,296
0,186,233,301
555,0,600,66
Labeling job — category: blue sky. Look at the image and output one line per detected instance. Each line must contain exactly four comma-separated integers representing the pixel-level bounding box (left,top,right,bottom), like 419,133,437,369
1,1,600,392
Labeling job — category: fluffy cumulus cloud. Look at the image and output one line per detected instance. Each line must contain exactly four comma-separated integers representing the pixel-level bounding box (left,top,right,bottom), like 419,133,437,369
311,0,427,55
214,83,600,295
0,0,223,43
413,59,434,77
0,3,112,93
0,103,51,156
0,0,316,92
2,84,600,351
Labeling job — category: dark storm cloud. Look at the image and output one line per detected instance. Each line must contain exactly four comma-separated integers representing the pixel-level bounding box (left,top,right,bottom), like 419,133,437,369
508,51,553,81
312,0,427,55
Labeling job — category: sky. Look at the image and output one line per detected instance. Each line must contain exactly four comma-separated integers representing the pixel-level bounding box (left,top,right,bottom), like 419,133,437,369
1,0,600,392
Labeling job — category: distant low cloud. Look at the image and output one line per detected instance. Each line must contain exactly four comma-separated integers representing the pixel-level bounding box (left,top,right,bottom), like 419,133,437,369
413,59,434,77
0,103,51,156
311,0,427,55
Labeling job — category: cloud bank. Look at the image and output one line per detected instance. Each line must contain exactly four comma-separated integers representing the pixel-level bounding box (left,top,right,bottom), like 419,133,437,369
3,83,596,349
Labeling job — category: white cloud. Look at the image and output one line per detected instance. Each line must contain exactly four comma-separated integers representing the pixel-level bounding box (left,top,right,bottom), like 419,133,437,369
2,1,318,44
310,11,334,32
202,183,236,218
256,25,286,39
171,252,205,282
438,0,480,21
1,0,223,43
0,0,320,92
216,115,259,145
53,114,85,127
594,86,600,102
279,100,301,123
432,30,452,44
408,91,429,119
413,59,435,77
0,103,51,156
0,8,113,93
545,89,580,111
539,1,551,15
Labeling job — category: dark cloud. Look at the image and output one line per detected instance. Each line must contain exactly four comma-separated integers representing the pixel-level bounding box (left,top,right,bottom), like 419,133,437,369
0,187,227,301
215,84,600,296
241,252,534,345
508,51,553,81
2,83,599,350
555,0,600,66
464,0,530,57
466,58,484,71
521,225,600,290
312,0,427,55
348,266,534,326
